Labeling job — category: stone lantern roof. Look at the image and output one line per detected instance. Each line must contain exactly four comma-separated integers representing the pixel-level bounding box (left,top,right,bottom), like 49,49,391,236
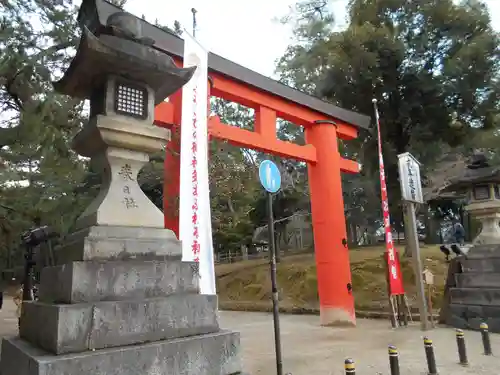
53,8,196,104
442,152,500,193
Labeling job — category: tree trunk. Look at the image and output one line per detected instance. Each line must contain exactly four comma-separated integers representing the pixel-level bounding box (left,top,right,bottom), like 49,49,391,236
299,226,304,249
283,225,288,255
424,205,432,244
240,245,247,261
348,221,359,248
275,230,281,263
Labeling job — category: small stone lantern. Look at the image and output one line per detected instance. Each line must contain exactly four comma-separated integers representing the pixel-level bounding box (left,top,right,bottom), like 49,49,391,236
443,152,500,245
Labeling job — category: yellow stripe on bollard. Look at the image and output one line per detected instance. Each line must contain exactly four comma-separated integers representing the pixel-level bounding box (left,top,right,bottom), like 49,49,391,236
388,346,398,355
344,358,355,375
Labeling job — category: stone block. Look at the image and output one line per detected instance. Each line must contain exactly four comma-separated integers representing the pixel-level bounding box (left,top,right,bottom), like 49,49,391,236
446,313,469,330
455,272,500,288
0,330,242,375
446,303,500,333
39,259,199,303
52,226,181,265
449,287,500,306
20,294,219,355
467,244,500,256
461,257,500,273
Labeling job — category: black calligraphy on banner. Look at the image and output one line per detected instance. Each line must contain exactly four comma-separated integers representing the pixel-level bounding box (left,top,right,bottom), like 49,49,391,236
191,87,201,263
406,158,416,201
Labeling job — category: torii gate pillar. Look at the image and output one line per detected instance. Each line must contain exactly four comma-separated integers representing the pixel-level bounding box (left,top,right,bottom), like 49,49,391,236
305,123,353,324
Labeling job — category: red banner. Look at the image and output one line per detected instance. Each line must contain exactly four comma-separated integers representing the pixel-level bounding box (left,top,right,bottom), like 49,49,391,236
373,101,405,296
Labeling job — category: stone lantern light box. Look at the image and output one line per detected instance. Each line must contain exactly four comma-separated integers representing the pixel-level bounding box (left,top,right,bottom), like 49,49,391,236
114,80,148,119
443,152,500,245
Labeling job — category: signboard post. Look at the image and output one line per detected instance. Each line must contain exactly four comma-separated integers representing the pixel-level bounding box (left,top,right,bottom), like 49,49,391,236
398,152,430,330
423,267,435,328
258,160,283,375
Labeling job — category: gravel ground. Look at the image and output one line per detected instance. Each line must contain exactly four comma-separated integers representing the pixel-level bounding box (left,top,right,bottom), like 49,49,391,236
220,310,500,375
1,298,500,374
0,298,17,339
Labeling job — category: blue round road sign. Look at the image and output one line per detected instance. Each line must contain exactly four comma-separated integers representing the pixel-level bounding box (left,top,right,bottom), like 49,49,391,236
259,160,281,193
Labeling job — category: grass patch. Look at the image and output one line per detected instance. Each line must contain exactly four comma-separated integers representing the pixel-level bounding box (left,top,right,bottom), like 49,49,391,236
216,245,447,313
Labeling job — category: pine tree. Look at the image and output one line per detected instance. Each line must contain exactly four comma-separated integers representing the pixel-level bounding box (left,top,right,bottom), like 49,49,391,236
278,0,500,234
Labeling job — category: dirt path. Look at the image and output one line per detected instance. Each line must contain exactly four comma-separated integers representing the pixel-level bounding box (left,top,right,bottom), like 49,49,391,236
220,310,500,374
0,298,17,339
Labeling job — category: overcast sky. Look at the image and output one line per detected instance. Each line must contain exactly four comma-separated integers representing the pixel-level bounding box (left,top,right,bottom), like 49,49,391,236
125,0,500,79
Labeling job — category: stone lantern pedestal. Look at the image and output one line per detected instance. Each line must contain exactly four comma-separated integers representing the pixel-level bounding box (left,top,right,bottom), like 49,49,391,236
467,203,500,245
465,183,500,245
440,153,500,333
0,4,242,375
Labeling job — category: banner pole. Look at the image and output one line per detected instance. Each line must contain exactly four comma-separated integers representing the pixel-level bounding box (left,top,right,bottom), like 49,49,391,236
191,8,197,38
372,98,406,327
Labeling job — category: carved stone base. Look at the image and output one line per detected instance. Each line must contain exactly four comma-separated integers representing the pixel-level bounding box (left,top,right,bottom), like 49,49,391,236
1,330,241,375
0,225,242,374
39,259,198,303
20,295,219,354
51,225,181,265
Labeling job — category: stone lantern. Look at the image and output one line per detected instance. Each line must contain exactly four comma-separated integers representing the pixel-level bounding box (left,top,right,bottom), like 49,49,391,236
0,2,242,374
443,152,500,245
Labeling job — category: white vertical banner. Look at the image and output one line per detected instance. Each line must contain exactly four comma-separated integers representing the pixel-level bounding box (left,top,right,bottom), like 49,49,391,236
179,30,216,295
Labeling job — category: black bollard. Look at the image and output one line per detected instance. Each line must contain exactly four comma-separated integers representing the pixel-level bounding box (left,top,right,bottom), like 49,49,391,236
345,358,355,375
423,337,438,375
480,323,492,356
388,345,400,375
455,329,469,366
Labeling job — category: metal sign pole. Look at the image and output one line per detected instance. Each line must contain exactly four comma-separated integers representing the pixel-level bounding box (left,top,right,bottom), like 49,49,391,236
406,201,430,330
267,192,283,375
259,160,284,375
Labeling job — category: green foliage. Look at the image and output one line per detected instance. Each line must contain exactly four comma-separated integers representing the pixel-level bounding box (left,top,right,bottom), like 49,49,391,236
209,99,261,252
277,0,500,231
8,0,498,269
0,0,181,270
208,99,311,254
0,0,89,269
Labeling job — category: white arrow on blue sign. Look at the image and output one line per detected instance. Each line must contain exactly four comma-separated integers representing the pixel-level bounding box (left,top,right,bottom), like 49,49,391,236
258,160,281,193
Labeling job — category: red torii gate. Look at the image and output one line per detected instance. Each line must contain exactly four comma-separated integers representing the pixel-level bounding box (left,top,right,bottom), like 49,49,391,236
157,62,370,327
156,77,369,326
100,0,371,326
